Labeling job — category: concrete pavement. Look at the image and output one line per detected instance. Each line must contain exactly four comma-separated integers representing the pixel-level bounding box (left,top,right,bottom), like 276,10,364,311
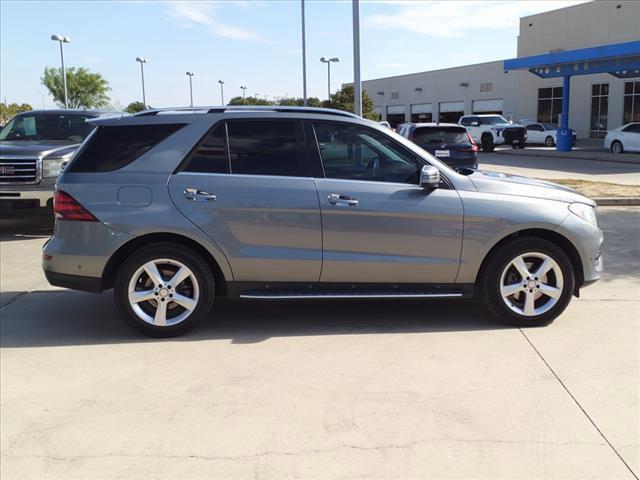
1,208,638,479
480,151,640,186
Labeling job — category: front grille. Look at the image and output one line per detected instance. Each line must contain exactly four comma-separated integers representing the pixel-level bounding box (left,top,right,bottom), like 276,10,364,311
0,156,39,184
502,127,526,141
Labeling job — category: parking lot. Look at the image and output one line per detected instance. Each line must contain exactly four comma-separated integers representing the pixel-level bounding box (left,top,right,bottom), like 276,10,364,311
1,201,638,479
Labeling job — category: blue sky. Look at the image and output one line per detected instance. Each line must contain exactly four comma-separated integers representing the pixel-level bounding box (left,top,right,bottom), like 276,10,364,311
0,0,585,109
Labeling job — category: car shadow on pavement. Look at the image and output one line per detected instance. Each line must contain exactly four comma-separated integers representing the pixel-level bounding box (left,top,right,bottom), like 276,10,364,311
0,217,54,242
0,290,508,348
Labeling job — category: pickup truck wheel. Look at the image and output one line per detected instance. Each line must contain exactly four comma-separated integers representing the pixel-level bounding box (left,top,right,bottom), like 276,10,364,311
481,135,495,152
478,237,575,328
114,243,215,337
545,136,555,147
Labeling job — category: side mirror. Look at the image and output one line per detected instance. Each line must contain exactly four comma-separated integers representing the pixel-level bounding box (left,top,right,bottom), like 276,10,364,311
420,165,440,188
470,121,479,127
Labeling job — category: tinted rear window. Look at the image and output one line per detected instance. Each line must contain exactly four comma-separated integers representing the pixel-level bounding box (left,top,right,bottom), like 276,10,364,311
183,124,229,174
413,127,469,147
68,124,185,172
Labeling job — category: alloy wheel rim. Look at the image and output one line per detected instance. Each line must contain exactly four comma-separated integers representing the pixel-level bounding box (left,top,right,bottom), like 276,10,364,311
128,258,200,327
499,252,564,317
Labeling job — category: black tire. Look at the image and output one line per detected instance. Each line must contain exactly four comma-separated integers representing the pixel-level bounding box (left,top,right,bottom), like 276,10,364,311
481,135,495,152
114,243,215,337
611,140,624,154
545,136,555,147
477,237,575,328
515,143,526,149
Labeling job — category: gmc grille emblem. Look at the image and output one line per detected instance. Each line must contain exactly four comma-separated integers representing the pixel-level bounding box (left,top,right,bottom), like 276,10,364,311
0,166,16,175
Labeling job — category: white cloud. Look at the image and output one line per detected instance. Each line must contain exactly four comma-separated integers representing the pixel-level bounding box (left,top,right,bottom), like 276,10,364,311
365,1,587,38
166,1,261,40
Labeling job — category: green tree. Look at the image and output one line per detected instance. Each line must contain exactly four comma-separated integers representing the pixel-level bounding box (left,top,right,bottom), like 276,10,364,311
227,96,274,106
324,85,377,120
124,101,146,113
276,97,322,107
0,103,33,125
42,66,111,109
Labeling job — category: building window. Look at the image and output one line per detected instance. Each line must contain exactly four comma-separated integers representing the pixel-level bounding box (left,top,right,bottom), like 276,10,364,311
623,81,640,124
391,91,400,100
537,87,563,124
480,82,494,94
590,83,609,138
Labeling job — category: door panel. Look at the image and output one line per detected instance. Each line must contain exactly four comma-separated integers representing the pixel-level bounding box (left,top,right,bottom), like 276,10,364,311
169,173,322,282
315,178,464,283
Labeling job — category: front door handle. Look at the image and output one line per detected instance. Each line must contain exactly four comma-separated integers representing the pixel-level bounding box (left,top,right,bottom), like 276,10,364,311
184,187,217,202
328,193,358,207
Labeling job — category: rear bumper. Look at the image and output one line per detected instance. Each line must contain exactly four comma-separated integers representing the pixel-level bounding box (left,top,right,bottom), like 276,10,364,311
44,270,104,293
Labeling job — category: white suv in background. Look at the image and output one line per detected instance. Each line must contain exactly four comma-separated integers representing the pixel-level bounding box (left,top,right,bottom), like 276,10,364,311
459,115,526,152
604,123,640,153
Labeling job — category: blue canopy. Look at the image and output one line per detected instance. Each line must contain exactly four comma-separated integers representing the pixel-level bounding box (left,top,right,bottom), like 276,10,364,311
504,41,640,78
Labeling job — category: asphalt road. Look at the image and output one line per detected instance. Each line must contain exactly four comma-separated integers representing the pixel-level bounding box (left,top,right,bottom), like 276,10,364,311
480,150,640,185
1,209,638,480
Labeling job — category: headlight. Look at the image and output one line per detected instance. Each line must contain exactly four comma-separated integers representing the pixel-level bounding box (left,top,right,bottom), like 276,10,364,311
42,157,68,178
569,202,598,227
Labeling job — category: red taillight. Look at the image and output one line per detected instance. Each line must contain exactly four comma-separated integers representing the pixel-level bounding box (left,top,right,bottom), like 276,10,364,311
54,191,97,222
466,131,479,152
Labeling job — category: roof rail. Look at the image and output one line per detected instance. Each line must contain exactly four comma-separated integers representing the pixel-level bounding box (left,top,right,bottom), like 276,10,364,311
131,105,359,118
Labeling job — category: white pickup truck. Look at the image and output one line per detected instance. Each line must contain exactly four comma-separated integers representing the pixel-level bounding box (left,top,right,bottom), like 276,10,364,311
459,114,527,152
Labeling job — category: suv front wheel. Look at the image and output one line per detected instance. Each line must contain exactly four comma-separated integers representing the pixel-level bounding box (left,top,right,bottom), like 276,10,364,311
478,237,575,327
114,243,215,337
481,134,495,152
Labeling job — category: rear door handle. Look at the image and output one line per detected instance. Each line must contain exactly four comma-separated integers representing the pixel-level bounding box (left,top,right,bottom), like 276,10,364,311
328,193,358,207
184,187,217,202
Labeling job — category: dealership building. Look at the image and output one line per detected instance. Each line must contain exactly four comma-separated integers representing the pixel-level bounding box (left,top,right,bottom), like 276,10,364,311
365,0,640,139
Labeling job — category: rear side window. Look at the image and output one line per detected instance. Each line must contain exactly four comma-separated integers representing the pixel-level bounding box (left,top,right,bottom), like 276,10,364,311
68,124,185,172
183,124,229,174
227,120,306,177
413,127,469,147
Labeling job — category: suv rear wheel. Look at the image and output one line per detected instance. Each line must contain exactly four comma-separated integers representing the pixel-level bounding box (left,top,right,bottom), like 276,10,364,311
114,243,215,337
481,134,495,152
478,237,575,327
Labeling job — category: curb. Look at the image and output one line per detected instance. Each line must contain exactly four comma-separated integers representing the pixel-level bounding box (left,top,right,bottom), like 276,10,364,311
594,197,640,206
493,149,640,166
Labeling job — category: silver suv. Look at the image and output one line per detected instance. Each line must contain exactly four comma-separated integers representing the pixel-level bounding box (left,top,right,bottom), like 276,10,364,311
43,107,603,337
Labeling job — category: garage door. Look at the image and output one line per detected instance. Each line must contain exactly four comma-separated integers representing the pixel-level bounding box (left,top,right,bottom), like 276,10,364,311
473,99,503,114
411,103,433,122
439,101,464,123
386,105,406,128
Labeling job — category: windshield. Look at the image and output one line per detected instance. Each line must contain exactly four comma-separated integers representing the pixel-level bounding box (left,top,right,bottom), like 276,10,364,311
479,116,509,125
0,114,96,142
413,127,469,147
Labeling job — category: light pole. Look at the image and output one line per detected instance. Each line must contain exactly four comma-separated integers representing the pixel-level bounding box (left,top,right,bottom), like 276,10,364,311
50,34,70,109
240,86,247,105
136,57,148,109
320,57,340,101
301,0,307,106
218,80,225,105
186,72,194,107
352,0,362,117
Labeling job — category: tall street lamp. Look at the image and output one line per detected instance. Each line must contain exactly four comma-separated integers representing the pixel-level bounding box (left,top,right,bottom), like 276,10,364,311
136,57,148,109
240,86,247,105
50,34,71,109
320,57,340,101
186,71,194,107
218,80,225,105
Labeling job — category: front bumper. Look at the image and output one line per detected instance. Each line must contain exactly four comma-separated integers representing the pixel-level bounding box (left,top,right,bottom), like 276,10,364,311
555,211,604,288
0,179,55,215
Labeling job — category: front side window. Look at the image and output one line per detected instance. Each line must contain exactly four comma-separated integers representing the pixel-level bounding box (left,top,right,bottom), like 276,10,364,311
227,120,306,177
623,123,640,133
526,124,544,132
0,114,95,142
479,115,509,125
313,122,420,185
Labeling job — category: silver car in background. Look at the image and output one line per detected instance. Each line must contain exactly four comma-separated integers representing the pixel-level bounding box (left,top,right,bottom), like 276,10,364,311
42,107,603,337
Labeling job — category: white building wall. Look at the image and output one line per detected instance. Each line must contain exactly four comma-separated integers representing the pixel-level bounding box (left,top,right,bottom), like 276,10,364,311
360,0,639,138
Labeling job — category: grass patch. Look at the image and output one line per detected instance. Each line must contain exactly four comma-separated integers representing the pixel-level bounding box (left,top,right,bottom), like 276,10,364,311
540,179,640,198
